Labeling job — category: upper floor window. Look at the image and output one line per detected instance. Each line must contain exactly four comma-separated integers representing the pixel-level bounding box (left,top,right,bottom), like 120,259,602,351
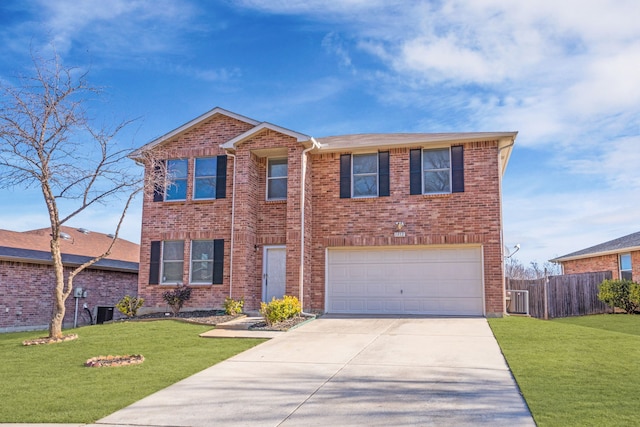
423,148,451,194
620,253,632,280
267,158,288,200
194,157,217,199
153,156,227,203
352,153,378,197
165,159,188,201
161,240,184,284
340,152,389,199
410,146,464,195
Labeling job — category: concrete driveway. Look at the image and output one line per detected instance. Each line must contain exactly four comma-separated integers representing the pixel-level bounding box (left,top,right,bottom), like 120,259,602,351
90,316,535,427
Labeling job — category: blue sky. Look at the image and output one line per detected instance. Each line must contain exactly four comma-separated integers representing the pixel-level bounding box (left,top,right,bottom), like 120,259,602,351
1,0,639,266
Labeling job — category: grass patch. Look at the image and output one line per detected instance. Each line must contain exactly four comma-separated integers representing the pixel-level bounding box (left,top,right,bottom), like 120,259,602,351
489,315,640,427
0,321,265,423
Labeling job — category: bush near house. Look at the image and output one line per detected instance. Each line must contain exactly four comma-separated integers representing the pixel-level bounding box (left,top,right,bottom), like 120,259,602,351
116,295,145,318
162,285,192,316
597,279,640,313
224,297,244,315
260,295,301,326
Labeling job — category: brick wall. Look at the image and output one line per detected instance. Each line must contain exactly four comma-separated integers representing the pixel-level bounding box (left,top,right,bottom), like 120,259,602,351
309,142,505,315
0,260,138,332
138,113,508,316
562,250,639,281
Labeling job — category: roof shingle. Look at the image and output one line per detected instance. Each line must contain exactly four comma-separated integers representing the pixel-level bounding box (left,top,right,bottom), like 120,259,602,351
551,231,640,262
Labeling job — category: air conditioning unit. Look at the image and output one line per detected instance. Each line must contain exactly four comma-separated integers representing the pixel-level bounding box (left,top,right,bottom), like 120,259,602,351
506,290,529,315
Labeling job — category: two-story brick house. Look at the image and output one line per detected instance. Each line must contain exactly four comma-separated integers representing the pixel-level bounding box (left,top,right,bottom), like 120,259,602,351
131,107,517,317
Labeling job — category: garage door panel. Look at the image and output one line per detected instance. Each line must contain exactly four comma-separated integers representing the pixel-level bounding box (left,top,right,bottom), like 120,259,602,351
327,246,483,316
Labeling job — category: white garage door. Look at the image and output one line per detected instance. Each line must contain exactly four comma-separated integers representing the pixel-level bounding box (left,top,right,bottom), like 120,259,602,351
326,246,484,316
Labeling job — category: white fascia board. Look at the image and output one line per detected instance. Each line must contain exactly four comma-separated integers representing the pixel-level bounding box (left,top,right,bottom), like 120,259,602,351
221,122,312,150
130,107,260,158
551,246,640,263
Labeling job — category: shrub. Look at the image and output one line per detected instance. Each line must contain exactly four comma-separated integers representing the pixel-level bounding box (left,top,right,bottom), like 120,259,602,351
260,295,301,326
598,279,640,313
116,295,144,318
162,285,192,316
224,297,244,316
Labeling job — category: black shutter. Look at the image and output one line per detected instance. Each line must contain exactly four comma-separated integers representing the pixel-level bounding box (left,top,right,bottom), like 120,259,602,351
451,145,464,193
149,241,161,284
152,161,165,202
339,154,351,199
378,151,390,197
212,239,224,285
216,155,227,199
409,149,422,195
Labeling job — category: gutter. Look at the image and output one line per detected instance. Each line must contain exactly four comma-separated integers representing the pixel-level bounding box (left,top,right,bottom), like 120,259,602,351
299,137,321,310
225,151,237,298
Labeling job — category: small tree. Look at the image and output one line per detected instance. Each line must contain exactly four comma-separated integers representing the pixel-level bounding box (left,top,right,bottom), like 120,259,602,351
598,279,640,313
0,49,163,340
162,285,192,316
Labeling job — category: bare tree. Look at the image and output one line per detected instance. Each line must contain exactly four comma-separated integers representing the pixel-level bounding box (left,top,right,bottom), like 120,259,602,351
0,51,156,340
505,257,561,280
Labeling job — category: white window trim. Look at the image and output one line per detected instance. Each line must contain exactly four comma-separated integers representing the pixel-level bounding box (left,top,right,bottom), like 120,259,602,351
165,159,188,201
266,157,288,201
161,240,184,284
620,253,632,280
189,240,215,284
422,147,452,195
193,157,217,200
352,152,379,198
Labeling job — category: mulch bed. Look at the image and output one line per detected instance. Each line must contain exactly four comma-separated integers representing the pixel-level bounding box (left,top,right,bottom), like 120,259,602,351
135,310,315,331
249,315,315,331
22,333,78,346
85,354,145,368
135,310,240,325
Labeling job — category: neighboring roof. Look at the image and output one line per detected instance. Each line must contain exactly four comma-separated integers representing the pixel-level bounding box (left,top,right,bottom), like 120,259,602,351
130,107,260,158
0,226,139,272
551,231,640,263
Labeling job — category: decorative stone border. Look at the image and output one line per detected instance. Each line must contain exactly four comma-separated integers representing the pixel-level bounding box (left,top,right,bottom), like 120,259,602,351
85,354,145,368
22,334,79,346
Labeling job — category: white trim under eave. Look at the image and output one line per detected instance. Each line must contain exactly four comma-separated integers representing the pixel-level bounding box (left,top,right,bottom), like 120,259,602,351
221,122,312,150
551,246,640,263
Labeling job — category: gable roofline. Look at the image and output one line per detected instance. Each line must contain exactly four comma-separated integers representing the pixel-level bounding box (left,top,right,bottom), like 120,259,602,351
550,231,640,263
130,107,261,158
220,122,313,150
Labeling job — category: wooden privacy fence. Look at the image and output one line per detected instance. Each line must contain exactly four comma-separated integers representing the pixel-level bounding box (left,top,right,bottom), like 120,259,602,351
506,271,613,319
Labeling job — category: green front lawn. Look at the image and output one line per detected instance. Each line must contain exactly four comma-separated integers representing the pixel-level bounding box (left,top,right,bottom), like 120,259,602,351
489,315,640,427
0,321,265,423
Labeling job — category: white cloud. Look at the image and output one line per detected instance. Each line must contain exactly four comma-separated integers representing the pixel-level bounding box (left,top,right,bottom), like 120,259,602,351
25,0,200,61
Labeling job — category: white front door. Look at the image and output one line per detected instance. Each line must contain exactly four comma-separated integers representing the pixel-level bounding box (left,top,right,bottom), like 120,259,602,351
263,246,286,302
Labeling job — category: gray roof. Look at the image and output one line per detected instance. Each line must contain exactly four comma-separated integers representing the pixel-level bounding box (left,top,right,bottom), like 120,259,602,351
551,231,640,262
0,246,139,273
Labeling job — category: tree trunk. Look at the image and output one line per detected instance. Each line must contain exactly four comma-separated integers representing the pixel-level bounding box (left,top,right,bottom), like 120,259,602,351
48,236,66,339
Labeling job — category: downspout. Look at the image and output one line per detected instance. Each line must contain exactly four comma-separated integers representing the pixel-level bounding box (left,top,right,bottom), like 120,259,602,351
226,151,237,298
498,137,516,316
299,137,321,311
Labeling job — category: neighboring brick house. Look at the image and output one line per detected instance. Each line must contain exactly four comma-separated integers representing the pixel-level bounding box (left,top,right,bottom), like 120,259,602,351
0,226,139,332
131,107,517,317
551,231,640,281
